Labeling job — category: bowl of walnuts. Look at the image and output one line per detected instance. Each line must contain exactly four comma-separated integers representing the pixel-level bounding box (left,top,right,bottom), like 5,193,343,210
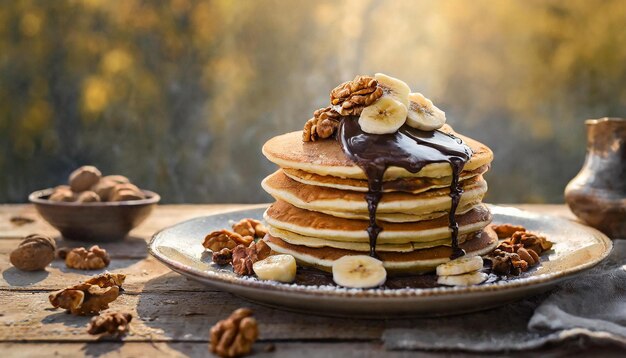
29,165,160,241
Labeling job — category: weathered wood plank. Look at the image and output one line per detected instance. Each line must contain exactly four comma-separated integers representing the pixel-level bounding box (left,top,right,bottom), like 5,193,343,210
0,342,449,358
0,257,216,293
0,341,620,358
0,291,386,342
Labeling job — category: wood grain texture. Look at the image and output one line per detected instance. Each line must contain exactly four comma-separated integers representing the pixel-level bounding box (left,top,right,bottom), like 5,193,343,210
2,203,611,358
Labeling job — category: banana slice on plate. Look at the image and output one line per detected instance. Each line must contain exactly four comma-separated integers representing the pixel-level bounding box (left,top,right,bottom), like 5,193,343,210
437,271,488,287
436,255,484,276
374,73,411,107
332,255,387,288
358,96,407,134
252,254,297,283
406,92,446,131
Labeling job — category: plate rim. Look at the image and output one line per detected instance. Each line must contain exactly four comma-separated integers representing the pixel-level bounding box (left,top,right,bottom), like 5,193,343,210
148,204,613,299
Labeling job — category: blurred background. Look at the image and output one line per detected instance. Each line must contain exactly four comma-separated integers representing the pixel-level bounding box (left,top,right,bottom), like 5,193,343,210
2,0,625,204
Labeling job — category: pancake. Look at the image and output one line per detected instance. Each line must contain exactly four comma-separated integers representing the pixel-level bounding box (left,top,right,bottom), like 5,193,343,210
262,170,488,215
318,202,476,223
268,226,473,252
264,200,492,244
283,164,489,194
262,126,493,180
264,227,499,274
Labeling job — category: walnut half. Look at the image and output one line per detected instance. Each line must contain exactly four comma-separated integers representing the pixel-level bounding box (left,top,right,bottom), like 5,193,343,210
49,273,125,315
231,218,268,239
210,308,259,358
303,107,342,142
232,241,271,276
203,230,254,252
88,311,133,336
65,245,110,270
330,75,383,116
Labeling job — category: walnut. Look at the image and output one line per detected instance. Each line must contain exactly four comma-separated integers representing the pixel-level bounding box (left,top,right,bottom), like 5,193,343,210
330,75,383,116
76,191,101,203
510,231,553,254
49,273,125,315
231,218,268,239
49,186,76,202
491,224,526,239
231,241,271,276
210,308,258,358
10,234,56,271
487,223,554,276
109,183,145,201
488,238,542,276
65,245,110,270
516,247,540,266
213,248,233,265
489,250,529,275
203,230,254,252
84,272,126,287
253,240,271,261
69,166,102,192
88,312,132,336
232,245,257,276
303,107,342,142
91,175,129,201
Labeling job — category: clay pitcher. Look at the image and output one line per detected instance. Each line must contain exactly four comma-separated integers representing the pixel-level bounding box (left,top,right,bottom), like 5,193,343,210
565,117,626,238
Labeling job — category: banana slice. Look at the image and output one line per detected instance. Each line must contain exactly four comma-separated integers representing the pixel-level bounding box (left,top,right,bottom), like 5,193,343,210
436,255,483,276
437,271,488,287
406,92,446,131
358,96,407,134
252,254,297,283
332,255,387,288
374,73,410,107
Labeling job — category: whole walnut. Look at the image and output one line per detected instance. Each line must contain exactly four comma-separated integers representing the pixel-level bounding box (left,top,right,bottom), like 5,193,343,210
10,234,56,271
76,191,101,203
109,183,145,201
49,186,76,202
69,166,102,192
91,175,130,201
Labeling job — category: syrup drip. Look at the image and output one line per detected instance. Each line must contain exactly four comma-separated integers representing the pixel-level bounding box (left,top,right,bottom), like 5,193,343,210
338,119,472,259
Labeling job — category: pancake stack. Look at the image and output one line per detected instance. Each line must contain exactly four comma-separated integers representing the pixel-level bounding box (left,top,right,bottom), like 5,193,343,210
261,125,497,274
260,73,497,276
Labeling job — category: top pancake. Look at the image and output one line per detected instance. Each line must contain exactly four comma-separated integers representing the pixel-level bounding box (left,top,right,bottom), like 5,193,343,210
262,125,493,180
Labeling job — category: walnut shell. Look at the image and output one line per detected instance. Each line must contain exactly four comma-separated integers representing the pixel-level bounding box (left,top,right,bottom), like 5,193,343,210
49,186,76,202
69,166,102,192
91,179,118,201
103,175,130,184
76,191,101,203
109,183,145,201
10,234,56,271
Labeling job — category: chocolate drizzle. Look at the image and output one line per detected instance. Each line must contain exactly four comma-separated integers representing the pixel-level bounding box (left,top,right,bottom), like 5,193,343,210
338,118,473,259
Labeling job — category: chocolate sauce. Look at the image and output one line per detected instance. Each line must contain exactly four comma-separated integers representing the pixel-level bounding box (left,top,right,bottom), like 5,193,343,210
338,118,472,259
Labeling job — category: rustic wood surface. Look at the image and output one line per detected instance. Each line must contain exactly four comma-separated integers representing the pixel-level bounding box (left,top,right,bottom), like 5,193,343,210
0,204,619,357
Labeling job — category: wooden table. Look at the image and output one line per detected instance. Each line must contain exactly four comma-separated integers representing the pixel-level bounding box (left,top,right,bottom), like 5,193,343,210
0,204,615,357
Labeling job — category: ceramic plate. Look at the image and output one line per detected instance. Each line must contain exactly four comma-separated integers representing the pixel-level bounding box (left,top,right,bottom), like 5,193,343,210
149,205,612,317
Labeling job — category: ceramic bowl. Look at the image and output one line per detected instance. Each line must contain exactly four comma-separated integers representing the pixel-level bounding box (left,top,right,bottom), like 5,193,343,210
29,188,160,242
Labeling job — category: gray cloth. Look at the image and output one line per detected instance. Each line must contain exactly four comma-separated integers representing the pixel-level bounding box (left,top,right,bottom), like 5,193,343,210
383,240,626,352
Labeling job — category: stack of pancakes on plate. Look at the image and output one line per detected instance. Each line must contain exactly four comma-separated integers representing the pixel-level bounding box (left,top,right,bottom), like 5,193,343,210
261,125,497,274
